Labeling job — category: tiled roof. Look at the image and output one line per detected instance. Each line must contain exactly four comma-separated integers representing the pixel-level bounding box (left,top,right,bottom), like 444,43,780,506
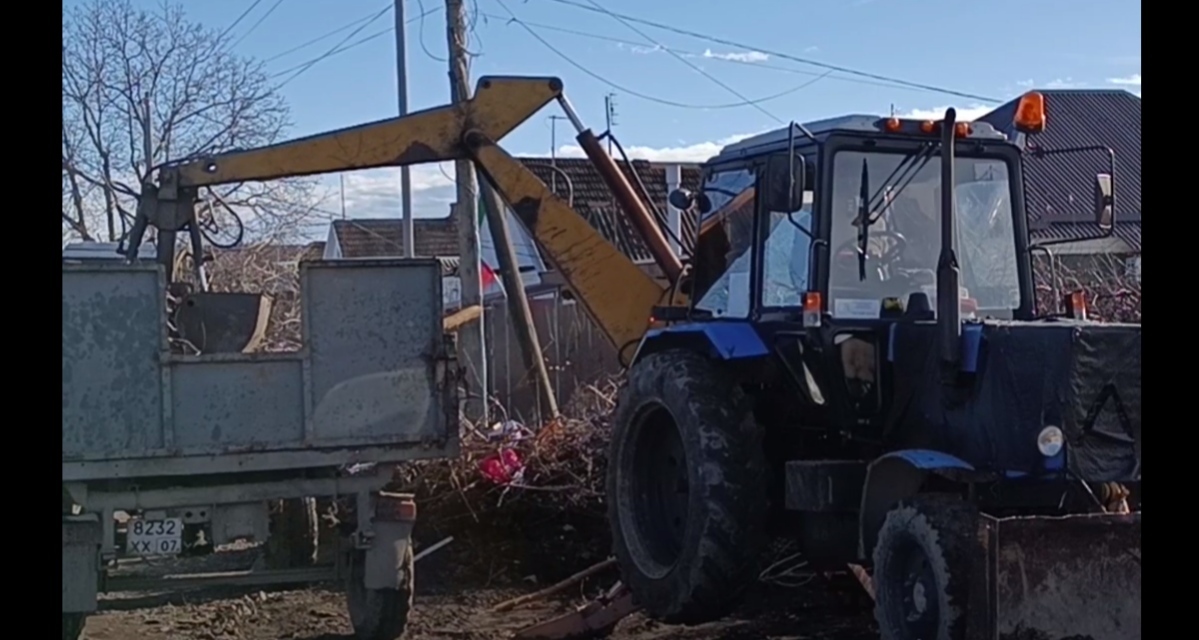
331,158,704,265
331,217,457,259
976,90,1141,251
519,158,703,262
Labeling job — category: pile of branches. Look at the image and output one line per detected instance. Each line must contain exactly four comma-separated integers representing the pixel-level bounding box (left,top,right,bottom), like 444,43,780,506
389,377,623,584
396,377,620,519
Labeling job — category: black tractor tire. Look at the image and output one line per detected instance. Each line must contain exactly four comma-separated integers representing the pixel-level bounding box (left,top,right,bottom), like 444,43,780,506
264,497,319,570
607,349,767,624
872,498,976,640
346,544,415,640
62,614,86,640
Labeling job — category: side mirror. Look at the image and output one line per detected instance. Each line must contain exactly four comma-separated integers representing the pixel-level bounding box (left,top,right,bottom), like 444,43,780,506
668,188,712,214
1093,173,1114,232
764,154,805,213
668,188,693,210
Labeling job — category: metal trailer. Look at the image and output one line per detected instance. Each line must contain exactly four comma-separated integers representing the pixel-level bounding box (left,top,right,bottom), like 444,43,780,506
62,257,459,640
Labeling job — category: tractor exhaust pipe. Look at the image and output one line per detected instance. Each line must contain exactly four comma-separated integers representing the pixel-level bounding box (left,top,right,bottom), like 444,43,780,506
937,108,962,372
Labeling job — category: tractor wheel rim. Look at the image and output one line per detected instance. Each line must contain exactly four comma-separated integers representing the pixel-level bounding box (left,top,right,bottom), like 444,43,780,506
630,404,689,575
897,541,939,634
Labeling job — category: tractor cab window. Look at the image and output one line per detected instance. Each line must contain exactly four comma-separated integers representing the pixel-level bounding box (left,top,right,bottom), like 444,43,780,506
827,150,1021,319
694,169,756,317
761,202,812,308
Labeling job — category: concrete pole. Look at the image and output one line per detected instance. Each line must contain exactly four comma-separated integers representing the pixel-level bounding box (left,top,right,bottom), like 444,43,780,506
665,164,683,256
395,0,415,257
445,0,487,424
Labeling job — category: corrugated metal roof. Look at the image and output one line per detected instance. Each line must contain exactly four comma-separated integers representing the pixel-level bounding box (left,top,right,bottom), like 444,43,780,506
976,90,1141,251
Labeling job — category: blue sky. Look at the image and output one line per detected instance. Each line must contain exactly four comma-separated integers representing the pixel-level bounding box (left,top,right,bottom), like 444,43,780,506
69,0,1141,221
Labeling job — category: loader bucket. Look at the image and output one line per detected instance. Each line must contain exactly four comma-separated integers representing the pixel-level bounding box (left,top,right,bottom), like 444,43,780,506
174,292,273,353
980,512,1140,640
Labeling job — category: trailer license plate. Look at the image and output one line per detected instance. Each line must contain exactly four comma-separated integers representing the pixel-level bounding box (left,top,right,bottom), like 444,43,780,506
126,518,183,556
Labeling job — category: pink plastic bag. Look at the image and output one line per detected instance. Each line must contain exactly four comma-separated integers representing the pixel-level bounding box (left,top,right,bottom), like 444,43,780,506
478,448,524,485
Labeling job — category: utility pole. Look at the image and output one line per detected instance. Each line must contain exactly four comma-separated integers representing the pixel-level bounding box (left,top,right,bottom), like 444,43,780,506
604,93,618,154
478,179,559,419
445,0,487,423
396,0,415,256
339,174,347,219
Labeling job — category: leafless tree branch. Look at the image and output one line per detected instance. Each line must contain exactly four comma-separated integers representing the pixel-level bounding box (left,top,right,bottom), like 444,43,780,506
62,0,319,245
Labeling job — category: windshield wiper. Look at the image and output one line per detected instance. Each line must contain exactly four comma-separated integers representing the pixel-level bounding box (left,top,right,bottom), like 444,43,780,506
864,143,938,227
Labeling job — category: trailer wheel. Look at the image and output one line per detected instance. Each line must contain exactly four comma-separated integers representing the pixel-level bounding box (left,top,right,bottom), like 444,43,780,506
608,349,766,624
346,545,414,640
62,614,85,640
264,497,318,569
872,499,974,640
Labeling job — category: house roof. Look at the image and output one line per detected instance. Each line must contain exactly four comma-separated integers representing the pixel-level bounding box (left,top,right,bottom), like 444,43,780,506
331,217,457,259
975,90,1141,251
331,158,704,265
519,158,704,262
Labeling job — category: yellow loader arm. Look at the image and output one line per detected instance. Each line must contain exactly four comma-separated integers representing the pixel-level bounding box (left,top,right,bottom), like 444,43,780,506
148,76,671,353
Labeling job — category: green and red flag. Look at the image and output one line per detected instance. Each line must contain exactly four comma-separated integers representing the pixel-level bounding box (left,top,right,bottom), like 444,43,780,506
478,195,500,291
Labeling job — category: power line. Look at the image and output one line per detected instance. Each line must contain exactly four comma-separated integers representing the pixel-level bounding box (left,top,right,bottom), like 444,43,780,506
273,4,395,87
218,0,265,41
415,0,447,62
269,4,444,83
476,12,916,94
580,0,789,124
540,0,1001,103
232,0,287,49
264,12,384,63
493,0,827,111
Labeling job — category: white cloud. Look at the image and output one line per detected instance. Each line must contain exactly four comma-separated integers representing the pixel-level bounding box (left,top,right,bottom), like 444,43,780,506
322,164,457,220
614,42,780,64
1012,78,1086,90
897,104,995,122
618,42,664,55
555,133,758,163
702,49,770,63
1108,73,1141,87
1043,78,1081,89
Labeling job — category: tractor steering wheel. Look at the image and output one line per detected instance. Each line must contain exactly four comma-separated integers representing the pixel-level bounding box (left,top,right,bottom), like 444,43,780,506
833,230,908,281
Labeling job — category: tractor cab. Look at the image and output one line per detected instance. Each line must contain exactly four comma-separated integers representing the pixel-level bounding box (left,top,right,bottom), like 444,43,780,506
662,94,1134,479
678,112,1033,327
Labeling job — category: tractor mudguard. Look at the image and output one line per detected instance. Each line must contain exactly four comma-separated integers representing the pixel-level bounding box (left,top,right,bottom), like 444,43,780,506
635,321,769,365
859,449,983,558
974,512,1140,640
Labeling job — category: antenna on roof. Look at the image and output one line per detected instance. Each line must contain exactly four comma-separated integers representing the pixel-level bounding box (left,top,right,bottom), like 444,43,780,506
605,93,618,154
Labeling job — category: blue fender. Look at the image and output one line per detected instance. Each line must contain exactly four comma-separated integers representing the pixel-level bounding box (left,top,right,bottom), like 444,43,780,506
858,449,977,559
633,321,770,365
876,449,976,472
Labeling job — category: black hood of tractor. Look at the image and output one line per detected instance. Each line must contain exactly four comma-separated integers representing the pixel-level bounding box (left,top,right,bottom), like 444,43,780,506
885,319,1141,482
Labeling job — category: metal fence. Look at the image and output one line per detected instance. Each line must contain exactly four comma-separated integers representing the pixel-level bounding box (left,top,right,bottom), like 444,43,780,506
479,291,618,422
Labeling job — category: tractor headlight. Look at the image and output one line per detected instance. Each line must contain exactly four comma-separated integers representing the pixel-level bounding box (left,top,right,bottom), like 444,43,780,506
1037,426,1064,457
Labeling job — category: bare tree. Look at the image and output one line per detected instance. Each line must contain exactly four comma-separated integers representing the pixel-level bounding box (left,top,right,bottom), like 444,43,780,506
1033,253,1141,323
61,0,322,247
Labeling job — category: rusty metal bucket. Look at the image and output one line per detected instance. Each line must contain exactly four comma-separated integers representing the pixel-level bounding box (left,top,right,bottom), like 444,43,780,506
975,512,1140,640
174,292,273,353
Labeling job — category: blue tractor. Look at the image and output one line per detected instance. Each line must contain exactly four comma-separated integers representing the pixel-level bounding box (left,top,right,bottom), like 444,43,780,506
605,95,1141,640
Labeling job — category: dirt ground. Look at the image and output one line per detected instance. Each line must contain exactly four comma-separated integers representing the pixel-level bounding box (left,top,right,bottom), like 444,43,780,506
81,542,877,640
85,583,875,640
